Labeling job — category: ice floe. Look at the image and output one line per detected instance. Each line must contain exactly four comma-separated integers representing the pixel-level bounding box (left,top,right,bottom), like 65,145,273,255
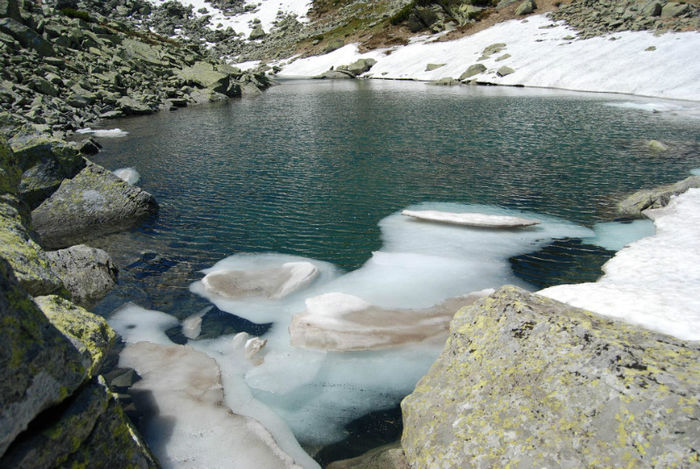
402,209,540,228
113,167,141,185
540,188,700,341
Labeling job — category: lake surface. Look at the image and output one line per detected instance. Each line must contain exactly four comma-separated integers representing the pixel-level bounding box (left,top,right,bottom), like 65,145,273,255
90,80,700,464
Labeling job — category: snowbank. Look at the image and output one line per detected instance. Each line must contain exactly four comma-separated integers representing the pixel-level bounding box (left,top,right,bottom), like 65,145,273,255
276,14,700,101
540,186,700,341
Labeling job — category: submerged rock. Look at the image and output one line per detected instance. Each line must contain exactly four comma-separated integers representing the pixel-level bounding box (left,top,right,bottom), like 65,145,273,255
616,175,700,218
401,286,700,468
202,261,319,300
46,244,118,308
0,257,87,456
290,291,487,352
31,161,158,249
647,139,668,152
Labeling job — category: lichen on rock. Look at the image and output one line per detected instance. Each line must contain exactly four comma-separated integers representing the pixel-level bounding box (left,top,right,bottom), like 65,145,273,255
401,286,700,468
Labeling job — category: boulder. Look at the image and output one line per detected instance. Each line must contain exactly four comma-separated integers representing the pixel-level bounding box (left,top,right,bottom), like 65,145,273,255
425,63,445,71
324,38,344,53
0,376,157,468
249,25,265,40
35,295,117,378
120,38,167,66
31,161,158,249
116,96,155,116
344,58,377,76
177,61,240,97
327,442,408,469
0,196,63,296
459,63,486,80
45,245,117,308
647,139,668,152
515,0,537,15
641,1,662,17
480,42,507,59
0,136,19,194
402,286,700,468
0,257,87,456
9,134,85,208
661,2,690,17
496,66,515,76
314,69,356,80
0,0,21,21
0,18,54,56
616,176,700,218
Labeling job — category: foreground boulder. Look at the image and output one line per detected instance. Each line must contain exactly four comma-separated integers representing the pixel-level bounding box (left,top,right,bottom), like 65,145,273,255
46,244,118,308
402,286,700,468
617,175,700,218
32,161,158,249
0,258,87,456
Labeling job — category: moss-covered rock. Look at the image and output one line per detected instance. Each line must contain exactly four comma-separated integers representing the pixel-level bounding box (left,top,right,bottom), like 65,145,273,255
617,175,700,218
401,286,700,468
0,195,63,296
9,134,85,209
35,295,117,378
45,244,118,308
31,161,158,249
0,376,158,468
0,257,87,456
0,137,20,194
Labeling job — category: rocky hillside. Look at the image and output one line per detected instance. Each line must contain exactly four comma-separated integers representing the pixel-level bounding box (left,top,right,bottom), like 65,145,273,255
0,0,270,138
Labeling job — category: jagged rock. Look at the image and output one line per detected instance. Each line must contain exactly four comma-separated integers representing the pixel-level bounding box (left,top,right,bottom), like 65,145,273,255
425,63,445,71
0,195,63,296
177,61,240,97
324,38,344,53
616,176,700,218
497,65,514,76
116,96,155,115
459,63,486,80
0,0,21,22
480,42,507,59
249,25,265,40
35,295,117,377
9,134,85,208
0,376,157,469
515,0,537,16
45,245,118,308
0,257,87,456
401,286,700,468
327,442,408,469
661,2,690,18
641,1,662,17
314,69,355,79
0,17,54,56
78,138,101,155
344,58,377,76
31,161,158,249
0,136,19,194
120,38,167,66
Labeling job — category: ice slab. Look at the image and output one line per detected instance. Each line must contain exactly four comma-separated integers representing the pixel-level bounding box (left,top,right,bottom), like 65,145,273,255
402,209,540,228
290,291,491,351
540,188,700,341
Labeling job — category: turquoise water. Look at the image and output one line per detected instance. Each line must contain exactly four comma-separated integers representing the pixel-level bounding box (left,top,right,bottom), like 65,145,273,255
90,80,699,461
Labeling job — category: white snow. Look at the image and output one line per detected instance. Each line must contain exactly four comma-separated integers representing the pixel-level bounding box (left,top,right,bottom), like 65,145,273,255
113,167,141,185
540,188,700,341
277,14,700,102
147,0,311,38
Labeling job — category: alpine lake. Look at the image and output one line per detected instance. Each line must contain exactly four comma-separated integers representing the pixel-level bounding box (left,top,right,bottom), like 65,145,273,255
89,79,700,465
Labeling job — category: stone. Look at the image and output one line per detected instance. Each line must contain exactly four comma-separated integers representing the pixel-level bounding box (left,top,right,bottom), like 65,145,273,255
0,18,54,56
0,257,87,456
496,65,515,76
515,0,537,16
120,38,167,66
45,244,118,308
425,63,445,71
35,295,117,377
0,196,63,296
616,176,700,218
0,137,19,194
401,209,539,228
345,58,377,76
29,77,58,97
78,138,101,155
0,376,157,468
458,63,487,80
116,96,155,115
31,161,159,249
496,0,519,7
324,38,344,53
327,442,408,469
314,69,355,79
290,292,487,352
401,286,700,468
641,1,662,17
661,2,690,18
647,139,668,151
249,25,265,40
0,0,21,21
432,78,459,86
10,134,85,208
177,61,239,97
495,53,511,61
201,261,319,300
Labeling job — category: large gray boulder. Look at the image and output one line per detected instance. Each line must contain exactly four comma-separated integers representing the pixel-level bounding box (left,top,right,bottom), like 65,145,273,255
0,376,158,469
32,161,158,249
0,0,21,21
177,61,241,97
459,63,486,80
0,258,88,456
515,0,536,16
9,134,86,208
46,245,118,308
401,286,700,468
617,176,700,218
0,17,54,56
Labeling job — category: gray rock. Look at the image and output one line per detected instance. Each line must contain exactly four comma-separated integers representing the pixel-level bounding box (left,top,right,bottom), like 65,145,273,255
479,42,506,59
0,17,54,56
0,257,87,456
641,1,662,17
661,2,690,18
431,77,460,86
0,0,21,21
425,63,445,71
45,245,117,308
402,286,700,468
177,61,240,97
324,38,344,53
31,161,158,249
10,134,85,208
345,58,377,76
0,376,157,469
249,25,265,40
617,176,700,218
497,66,514,76
314,69,356,80
327,442,408,469
116,96,155,115
496,0,519,8
459,63,486,80
515,0,537,16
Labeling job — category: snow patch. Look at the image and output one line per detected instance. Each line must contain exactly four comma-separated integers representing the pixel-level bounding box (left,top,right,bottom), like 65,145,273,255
113,167,141,185
76,127,129,137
